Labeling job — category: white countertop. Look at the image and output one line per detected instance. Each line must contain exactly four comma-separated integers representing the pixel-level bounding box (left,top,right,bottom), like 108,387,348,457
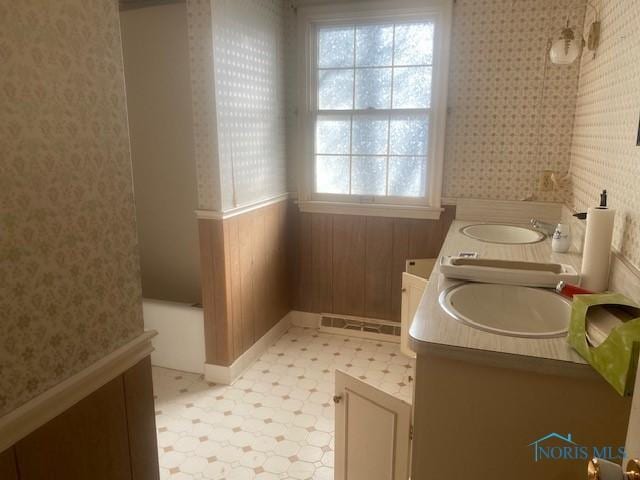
408,220,591,374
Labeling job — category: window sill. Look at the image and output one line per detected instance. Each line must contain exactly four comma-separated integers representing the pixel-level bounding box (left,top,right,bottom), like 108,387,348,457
296,200,442,220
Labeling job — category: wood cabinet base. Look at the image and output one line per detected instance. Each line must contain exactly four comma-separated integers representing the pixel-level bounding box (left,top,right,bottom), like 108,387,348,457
411,353,631,480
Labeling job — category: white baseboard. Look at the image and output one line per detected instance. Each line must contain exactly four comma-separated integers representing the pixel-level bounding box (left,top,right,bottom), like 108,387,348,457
289,310,320,328
0,330,156,453
204,312,293,384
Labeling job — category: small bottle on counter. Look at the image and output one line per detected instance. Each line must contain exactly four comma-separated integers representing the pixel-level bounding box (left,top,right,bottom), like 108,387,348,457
556,281,595,298
551,223,571,253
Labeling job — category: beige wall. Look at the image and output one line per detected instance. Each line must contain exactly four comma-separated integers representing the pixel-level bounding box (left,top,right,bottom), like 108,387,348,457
286,0,586,203
292,207,456,322
186,0,289,212
121,3,202,304
569,1,640,272
0,0,142,416
442,0,585,202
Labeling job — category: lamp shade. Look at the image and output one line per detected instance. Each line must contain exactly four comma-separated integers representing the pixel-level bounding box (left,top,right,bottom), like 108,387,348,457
549,26,583,65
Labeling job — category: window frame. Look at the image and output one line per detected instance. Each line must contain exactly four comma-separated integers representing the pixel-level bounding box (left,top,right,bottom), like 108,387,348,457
296,1,453,219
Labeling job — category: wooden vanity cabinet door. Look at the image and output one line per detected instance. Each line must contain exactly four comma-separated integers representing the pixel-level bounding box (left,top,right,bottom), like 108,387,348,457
334,370,412,480
400,272,427,359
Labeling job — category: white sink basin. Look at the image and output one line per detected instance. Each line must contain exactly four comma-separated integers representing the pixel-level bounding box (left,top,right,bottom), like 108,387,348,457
461,224,545,244
439,283,570,338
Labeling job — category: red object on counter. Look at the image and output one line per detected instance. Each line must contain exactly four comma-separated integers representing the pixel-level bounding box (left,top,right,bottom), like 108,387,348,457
556,281,596,298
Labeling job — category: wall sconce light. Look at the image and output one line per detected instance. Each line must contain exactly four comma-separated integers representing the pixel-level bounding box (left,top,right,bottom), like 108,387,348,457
549,22,584,65
549,0,601,65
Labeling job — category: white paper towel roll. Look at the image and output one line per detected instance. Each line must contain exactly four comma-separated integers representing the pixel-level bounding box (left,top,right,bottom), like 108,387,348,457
581,207,615,291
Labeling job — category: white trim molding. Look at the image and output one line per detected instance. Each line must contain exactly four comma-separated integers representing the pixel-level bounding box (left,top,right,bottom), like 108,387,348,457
196,193,290,221
204,313,293,385
297,200,443,219
0,330,156,453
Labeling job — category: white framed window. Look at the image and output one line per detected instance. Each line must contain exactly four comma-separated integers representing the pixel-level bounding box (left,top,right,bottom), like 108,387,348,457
296,1,453,219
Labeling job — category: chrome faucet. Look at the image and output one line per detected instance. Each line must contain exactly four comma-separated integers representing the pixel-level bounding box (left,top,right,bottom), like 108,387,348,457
530,219,556,236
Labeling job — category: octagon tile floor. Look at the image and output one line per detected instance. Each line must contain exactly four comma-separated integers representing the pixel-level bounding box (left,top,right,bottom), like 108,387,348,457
154,326,414,480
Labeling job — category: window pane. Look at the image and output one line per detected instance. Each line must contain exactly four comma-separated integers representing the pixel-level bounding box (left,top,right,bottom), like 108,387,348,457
389,156,426,197
316,116,350,154
356,24,393,67
319,27,354,68
392,66,432,108
389,115,429,155
316,155,350,194
355,68,391,109
352,156,386,195
319,69,354,109
352,115,388,155
394,23,434,66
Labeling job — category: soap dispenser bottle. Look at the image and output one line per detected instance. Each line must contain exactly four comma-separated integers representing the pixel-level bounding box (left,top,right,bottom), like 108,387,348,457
552,223,571,253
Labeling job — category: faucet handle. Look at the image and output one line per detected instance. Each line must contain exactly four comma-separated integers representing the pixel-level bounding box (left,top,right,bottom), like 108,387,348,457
587,458,640,480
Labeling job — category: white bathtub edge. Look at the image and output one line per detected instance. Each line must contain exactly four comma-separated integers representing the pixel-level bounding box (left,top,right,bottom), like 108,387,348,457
143,299,205,374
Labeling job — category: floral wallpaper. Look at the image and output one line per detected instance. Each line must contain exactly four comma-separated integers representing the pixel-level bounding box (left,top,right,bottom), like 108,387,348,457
0,0,143,416
569,0,640,271
442,0,586,202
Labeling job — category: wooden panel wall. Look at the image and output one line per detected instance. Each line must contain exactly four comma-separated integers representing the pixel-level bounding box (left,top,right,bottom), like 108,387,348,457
11,358,158,480
199,218,232,366
0,448,18,480
123,357,160,480
199,201,453,365
199,201,293,366
293,205,456,321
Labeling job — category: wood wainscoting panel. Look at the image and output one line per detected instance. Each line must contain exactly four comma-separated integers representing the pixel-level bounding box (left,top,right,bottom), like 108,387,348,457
364,217,394,320
15,376,133,480
223,201,292,360
311,213,334,314
199,200,294,366
295,212,313,313
252,208,269,340
237,212,257,353
266,202,291,333
390,220,411,322
198,218,232,366
332,215,367,317
223,217,243,360
292,205,456,322
0,447,18,480
123,357,160,480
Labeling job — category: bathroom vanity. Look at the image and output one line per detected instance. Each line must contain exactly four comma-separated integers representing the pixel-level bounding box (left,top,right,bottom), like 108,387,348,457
408,221,632,480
